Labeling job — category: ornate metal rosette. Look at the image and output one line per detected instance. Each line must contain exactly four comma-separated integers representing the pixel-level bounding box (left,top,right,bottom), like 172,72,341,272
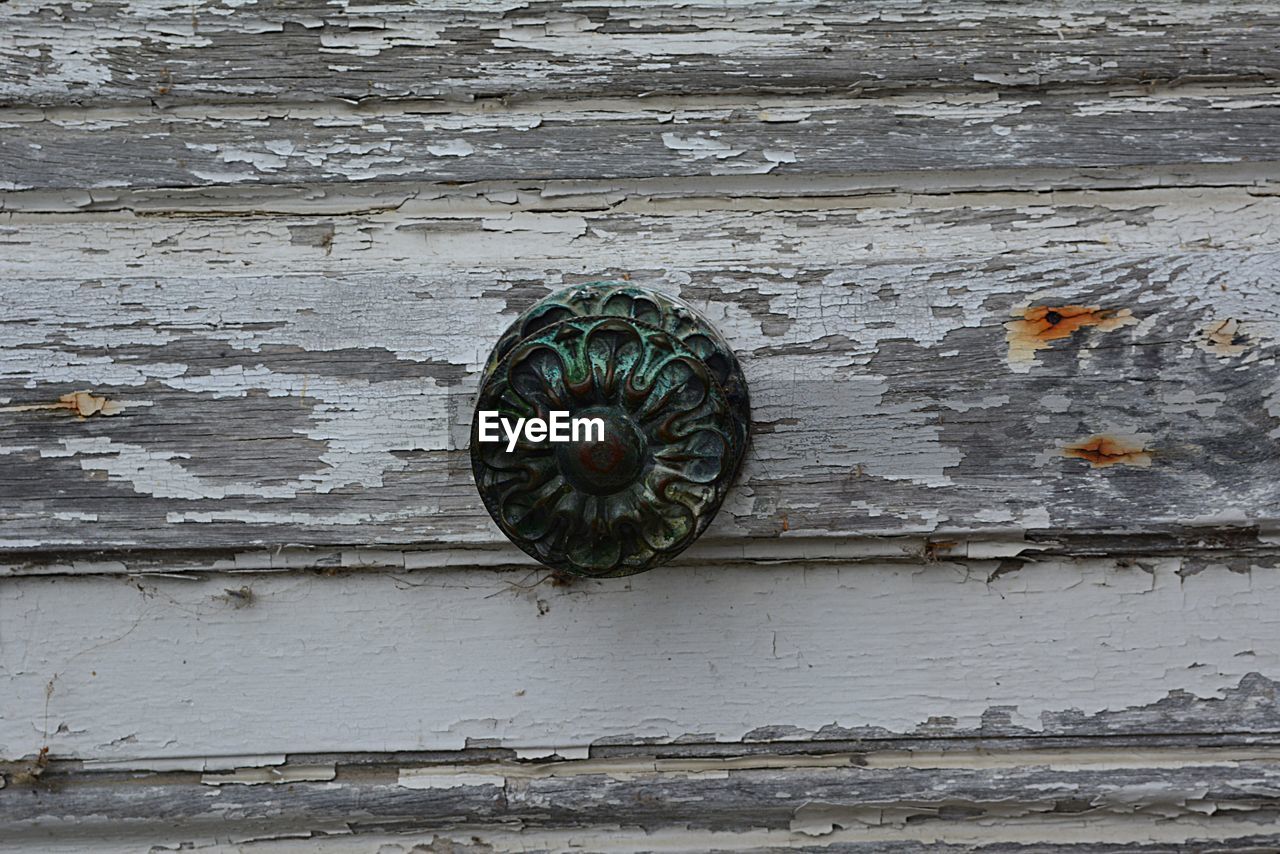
471,284,751,577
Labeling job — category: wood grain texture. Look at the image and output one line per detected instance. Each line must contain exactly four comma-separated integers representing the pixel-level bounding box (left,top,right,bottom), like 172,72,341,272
8,557,1280,846
7,747,1280,852
8,161,1277,219
4,6,1280,847
59,828,1280,854
4,558,1280,763
2,1,1277,107
1,189,1277,554
5,85,1280,191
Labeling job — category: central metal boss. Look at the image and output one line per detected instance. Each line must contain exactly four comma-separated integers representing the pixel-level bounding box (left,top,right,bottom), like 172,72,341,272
470,283,751,577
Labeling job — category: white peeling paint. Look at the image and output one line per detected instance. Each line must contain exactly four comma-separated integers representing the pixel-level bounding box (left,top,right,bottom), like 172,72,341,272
397,770,506,789
81,754,287,773
661,131,745,161
426,139,475,157
201,764,336,785
4,558,1276,761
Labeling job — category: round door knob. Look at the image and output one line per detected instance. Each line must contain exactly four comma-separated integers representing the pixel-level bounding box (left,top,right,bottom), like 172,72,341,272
471,283,751,577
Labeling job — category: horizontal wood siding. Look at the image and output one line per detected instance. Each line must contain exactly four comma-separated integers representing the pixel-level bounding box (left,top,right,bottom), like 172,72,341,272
1,195,1276,553
2,1,1279,850
5,558,1280,761
5,87,1280,191
2,2,1277,106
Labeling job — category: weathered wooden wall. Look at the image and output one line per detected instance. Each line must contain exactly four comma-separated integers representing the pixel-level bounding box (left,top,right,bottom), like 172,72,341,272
2,1,1279,851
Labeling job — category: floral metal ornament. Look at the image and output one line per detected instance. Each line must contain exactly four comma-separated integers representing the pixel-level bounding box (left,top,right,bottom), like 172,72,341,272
471,284,751,577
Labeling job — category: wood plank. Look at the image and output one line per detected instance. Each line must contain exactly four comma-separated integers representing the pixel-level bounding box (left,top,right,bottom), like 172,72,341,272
6,747,1280,851
5,5,1277,850
3,161,1277,221
1,190,1277,553
3,557,1280,763
9,827,1280,854
7,184,1279,276
1,1,1277,108
4,85,1280,191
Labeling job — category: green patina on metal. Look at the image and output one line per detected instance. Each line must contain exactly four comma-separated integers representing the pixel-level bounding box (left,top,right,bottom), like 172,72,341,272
471,283,751,577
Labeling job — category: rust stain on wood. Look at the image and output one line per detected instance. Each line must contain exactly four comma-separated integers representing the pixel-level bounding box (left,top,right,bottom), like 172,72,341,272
1005,305,1137,369
0,391,123,418
1062,434,1153,469
1197,318,1249,357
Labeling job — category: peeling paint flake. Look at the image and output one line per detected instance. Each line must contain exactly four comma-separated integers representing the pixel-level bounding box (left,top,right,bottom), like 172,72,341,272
661,132,745,161
83,754,287,773
1197,318,1250,357
426,139,475,157
398,769,506,790
202,764,336,786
